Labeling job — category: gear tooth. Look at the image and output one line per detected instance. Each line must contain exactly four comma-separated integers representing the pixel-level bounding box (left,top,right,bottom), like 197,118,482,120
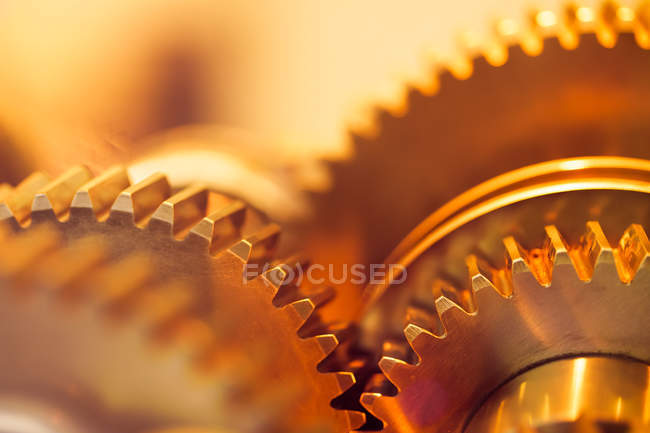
406,304,443,337
558,4,581,49
433,278,476,315
283,298,316,329
404,323,436,355
447,55,473,81
311,334,339,359
1,172,51,225
634,1,650,48
408,58,440,97
618,224,650,282
262,264,290,294
0,225,61,278
505,236,554,286
347,105,381,141
188,199,246,253
345,409,366,430
544,225,572,266
260,255,309,295
378,356,414,387
543,224,587,282
229,223,281,266
483,37,509,67
31,166,93,223
149,184,208,238
360,392,382,415
530,9,560,46
597,1,621,48
70,166,130,220
465,254,508,296
519,11,546,56
375,85,410,118
333,371,356,393
0,204,18,230
109,173,171,225
504,236,532,274
579,221,616,279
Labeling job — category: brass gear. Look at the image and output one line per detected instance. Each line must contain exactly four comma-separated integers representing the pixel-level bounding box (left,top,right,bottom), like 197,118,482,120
0,225,270,433
0,166,364,432
358,156,650,350
319,0,650,274
360,220,650,432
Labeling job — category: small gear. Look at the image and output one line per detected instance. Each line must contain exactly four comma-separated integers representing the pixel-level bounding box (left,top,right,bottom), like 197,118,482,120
0,166,364,432
360,221,650,432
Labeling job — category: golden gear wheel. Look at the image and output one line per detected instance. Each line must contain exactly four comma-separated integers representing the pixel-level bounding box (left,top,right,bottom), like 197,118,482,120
319,0,650,272
0,166,365,432
360,220,650,433
353,155,650,432
358,157,650,349
0,225,288,433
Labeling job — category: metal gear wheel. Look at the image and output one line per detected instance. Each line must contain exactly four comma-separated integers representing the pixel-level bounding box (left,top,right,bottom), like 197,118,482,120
353,156,650,432
319,0,650,274
0,166,365,433
360,220,650,432
0,225,284,433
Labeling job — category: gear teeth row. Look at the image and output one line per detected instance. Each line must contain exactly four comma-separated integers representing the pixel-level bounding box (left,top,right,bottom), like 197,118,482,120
70,165,131,219
348,1,650,140
394,222,649,346
230,223,281,267
0,165,264,256
361,222,650,431
0,166,364,431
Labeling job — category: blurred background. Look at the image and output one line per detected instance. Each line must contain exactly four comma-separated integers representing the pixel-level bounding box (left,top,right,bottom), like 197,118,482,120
0,0,584,183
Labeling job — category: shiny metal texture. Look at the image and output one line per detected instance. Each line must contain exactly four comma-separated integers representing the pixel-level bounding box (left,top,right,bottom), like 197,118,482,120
1,1,650,433
466,357,650,433
0,167,364,433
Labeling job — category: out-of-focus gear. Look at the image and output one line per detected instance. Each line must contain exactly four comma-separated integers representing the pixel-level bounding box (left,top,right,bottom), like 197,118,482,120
0,166,365,433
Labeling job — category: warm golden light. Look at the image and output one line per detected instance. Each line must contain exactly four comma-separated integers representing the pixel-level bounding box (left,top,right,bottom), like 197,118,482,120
536,11,557,28
577,6,595,23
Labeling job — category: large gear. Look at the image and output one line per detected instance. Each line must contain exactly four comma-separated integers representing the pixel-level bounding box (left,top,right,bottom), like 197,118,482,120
353,155,650,432
319,0,650,273
0,225,278,433
0,166,364,433
360,220,650,432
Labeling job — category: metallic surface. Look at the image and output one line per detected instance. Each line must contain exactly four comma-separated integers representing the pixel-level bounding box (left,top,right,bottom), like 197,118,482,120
0,228,238,433
359,156,650,350
322,3,650,274
361,221,650,432
466,357,650,433
0,166,365,433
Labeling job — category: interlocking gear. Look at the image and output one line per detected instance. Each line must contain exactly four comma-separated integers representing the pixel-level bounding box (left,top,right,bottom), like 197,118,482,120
0,166,364,433
320,1,650,272
361,220,650,432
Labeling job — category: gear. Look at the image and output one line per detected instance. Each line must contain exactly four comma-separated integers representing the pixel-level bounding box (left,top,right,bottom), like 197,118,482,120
358,156,650,348
0,166,364,432
0,225,279,433
360,220,650,432
319,0,650,275
353,155,650,432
